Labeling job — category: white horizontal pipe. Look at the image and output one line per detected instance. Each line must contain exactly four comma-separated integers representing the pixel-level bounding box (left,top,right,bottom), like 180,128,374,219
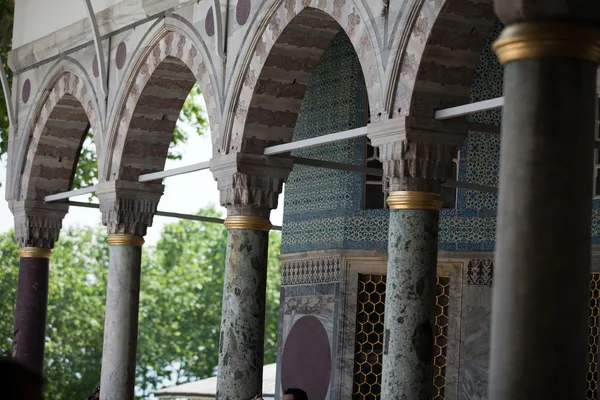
138,161,211,182
45,186,97,202
68,201,283,231
263,127,368,156
435,97,505,120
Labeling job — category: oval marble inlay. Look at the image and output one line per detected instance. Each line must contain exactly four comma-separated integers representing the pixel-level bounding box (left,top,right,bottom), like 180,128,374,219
206,6,215,37
115,42,127,70
22,79,31,104
92,55,99,78
236,0,251,25
281,315,332,400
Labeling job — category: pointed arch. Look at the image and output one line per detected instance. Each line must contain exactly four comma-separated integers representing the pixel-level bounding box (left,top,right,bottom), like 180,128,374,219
392,0,498,119
17,71,103,201
105,28,221,181
224,0,384,154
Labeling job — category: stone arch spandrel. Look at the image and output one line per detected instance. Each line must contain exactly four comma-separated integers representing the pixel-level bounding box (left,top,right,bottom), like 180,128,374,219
223,0,385,154
392,0,497,119
105,28,222,181
17,71,103,201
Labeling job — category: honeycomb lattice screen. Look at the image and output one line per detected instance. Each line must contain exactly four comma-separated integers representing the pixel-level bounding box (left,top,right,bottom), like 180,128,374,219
588,272,600,400
352,275,450,400
353,274,386,399
434,276,450,399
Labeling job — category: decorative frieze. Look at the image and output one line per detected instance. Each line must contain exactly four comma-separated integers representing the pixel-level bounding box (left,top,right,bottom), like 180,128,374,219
96,180,164,236
281,255,342,285
466,259,494,286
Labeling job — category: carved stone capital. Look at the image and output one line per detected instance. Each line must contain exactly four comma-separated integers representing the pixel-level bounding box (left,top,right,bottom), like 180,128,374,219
210,153,293,217
10,200,69,249
368,117,468,192
96,180,164,236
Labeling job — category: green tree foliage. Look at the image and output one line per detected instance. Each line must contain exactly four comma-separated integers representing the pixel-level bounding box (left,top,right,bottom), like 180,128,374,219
0,0,14,157
0,210,282,399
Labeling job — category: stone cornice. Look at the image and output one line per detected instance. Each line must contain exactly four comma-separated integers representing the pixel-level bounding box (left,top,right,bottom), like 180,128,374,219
10,200,69,249
210,152,293,217
97,180,164,236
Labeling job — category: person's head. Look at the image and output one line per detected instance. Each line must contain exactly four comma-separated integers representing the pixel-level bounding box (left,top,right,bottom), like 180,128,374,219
283,388,308,400
0,358,45,400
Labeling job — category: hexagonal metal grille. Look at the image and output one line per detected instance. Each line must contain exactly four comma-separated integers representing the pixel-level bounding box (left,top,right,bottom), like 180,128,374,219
434,276,450,400
353,274,386,400
587,273,600,400
352,275,450,399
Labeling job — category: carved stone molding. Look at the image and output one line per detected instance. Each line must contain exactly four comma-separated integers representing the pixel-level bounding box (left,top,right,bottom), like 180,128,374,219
10,200,69,249
466,259,494,286
281,255,342,286
96,180,164,236
368,116,468,192
210,152,293,217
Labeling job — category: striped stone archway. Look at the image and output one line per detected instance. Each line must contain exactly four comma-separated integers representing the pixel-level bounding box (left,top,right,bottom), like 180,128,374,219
106,29,221,181
225,0,384,154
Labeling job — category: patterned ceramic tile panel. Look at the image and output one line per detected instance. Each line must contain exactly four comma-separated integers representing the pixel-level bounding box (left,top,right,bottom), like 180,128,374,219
282,31,373,253
282,20,509,253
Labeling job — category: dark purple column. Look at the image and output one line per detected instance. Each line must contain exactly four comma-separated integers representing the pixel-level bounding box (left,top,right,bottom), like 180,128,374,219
13,249,51,378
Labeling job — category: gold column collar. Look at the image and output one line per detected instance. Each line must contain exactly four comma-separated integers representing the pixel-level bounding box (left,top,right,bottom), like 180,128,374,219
224,216,272,231
18,247,52,259
107,234,145,246
493,21,600,65
387,191,442,211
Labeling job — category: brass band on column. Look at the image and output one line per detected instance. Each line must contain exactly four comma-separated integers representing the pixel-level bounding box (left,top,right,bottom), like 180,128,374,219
493,22,600,65
18,247,52,259
107,234,145,246
223,216,272,231
386,191,442,211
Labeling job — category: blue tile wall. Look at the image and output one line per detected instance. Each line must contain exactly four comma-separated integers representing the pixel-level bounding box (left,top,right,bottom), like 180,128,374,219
281,32,388,253
281,21,510,253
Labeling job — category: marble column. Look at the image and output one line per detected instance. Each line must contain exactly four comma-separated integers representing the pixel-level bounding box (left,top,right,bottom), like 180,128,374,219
97,180,163,400
381,192,441,400
368,118,466,400
217,216,271,400
489,11,600,400
9,201,67,381
210,152,292,400
13,247,52,377
99,234,144,400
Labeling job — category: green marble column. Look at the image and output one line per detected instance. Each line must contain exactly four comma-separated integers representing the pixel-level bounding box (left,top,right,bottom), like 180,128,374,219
381,191,441,400
216,216,271,400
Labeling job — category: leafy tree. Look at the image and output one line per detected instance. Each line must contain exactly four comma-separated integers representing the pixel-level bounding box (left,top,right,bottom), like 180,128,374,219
0,0,14,157
136,209,282,396
0,210,283,400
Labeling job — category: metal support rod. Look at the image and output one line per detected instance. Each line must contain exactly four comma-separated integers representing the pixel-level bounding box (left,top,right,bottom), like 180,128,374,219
68,201,283,231
290,156,384,175
263,127,368,156
0,56,16,129
137,161,211,182
44,186,97,202
83,0,108,96
435,97,504,120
